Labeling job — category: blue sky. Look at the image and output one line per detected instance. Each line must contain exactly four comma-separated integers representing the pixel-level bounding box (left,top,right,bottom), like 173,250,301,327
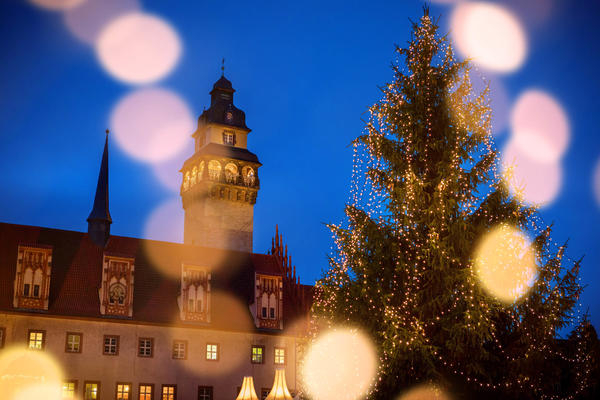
1,0,599,331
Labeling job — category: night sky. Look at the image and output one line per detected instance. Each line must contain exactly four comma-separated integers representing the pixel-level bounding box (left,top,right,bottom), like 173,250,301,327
1,0,599,331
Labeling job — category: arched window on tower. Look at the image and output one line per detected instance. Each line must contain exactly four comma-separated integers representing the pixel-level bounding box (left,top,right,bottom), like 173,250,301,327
208,160,221,181
225,163,238,184
183,171,190,191
191,166,198,185
198,161,205,181
243,166,255,187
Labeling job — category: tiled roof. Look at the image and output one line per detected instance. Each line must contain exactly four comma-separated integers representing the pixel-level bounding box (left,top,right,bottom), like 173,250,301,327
0,222,311,335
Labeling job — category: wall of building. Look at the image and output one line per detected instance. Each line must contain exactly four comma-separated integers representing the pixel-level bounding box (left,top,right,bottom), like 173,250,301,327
0,313,300,400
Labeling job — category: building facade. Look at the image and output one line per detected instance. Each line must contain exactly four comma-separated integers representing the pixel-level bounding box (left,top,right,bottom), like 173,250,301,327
0,75,311,400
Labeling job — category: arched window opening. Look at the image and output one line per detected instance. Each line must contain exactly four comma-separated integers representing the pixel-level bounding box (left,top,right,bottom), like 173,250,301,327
261,292,268,319
183,171,190,191
242,166,255,187
191,166,198,185
188,285,197,312
33,269,43,298
269,293,277,319
109,282,126,305
23,267,33,297
208,160,221,181
198,161,205,180
225,163,238,184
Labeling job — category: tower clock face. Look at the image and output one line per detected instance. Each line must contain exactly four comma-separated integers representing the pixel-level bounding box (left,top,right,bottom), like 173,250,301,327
226,112,233,122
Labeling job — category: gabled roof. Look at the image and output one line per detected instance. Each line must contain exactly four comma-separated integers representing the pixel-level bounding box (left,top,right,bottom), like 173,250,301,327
0,222,311,336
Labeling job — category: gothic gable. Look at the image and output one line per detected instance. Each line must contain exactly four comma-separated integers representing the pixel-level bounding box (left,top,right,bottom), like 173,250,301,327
178,265,211,323
99,254,135,317
13,245,53,310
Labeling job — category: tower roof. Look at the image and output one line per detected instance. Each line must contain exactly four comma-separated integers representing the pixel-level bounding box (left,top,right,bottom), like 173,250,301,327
200,73,250,131
87,132,112,224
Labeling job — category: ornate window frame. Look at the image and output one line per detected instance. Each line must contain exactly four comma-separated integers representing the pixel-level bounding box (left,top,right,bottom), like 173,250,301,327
13,245,53,310
179,264,211,322
99,254,135,317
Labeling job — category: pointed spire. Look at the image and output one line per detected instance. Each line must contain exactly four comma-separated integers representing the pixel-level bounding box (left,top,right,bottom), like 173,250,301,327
87,130,112,247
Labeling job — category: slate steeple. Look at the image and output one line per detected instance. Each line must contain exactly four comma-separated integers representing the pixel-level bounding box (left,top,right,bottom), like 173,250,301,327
87,130,112,247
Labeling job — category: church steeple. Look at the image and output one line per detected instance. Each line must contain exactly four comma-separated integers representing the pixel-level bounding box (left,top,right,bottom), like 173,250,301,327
87,130,112,247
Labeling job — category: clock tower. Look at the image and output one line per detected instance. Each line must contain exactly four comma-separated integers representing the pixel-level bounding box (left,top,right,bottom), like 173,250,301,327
180,74,261,252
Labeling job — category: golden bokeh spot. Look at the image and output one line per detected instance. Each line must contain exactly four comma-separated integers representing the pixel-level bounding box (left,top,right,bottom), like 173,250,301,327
0,347,64,400
301,328,377,400
397,384,452,400
474,224,537,303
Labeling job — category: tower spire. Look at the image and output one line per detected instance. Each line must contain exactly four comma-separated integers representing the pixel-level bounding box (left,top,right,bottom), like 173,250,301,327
87,130,112,247
221,58,225,76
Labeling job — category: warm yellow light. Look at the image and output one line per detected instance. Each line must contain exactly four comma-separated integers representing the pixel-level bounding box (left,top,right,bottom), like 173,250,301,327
397,384,452,400
451,2,527,73
473,224,537,303
236,376,259,400
301,328,377,400
0,347,64,400
96,12,182,84
502,139,562,207
265,369,293,400
110,88,194,163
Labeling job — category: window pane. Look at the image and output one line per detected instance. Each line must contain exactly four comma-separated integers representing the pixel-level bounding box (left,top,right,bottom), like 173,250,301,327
85,383,98,400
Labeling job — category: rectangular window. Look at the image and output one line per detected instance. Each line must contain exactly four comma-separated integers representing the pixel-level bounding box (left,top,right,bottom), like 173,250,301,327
188,298,194,311
33,284,40,298
172,340,187,360
23,283,30,297
269,307,275,319
251,345,264,364
223,132,235,146
274,347,285,365
84,382,100,400
138,338,153,357
116,383,132,400
261,388,270,400
261,307,267,318
161,384,176,400
206,343,218,361
198,386,213,400
139,384,153,400
28,329,45,350
62,381,77,399
0,327,5,348
103,335,119,355
65,332,82,353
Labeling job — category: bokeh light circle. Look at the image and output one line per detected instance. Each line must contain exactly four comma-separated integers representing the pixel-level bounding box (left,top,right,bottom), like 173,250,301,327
502,139,562,207
0,347,64,400
29,0,84,10
64,0,141,45
397,384,452,400
301,328,377,400
96,12,182,84
153,146,193,193
473,224,537,303
594,157,600,208
511,90,570,163
144,197,184,243
451,2,527,73
110,87,194,163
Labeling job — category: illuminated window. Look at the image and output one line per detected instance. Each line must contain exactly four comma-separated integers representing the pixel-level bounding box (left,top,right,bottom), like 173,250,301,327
206,343,218,361
261,388,270,400
172,340,187,360
28,329,45,350
251,345,264,364
62,381,77,399
161,384,176,400
198,386,213,400
65,332,82,353
223,131,235,145
138,338,153,357
84,382,100,400
116,383,131,400
208,160,221,180
139,384,153,400
0,327,5,348
183,171,190,191
103,335,119,355
274,347,285,365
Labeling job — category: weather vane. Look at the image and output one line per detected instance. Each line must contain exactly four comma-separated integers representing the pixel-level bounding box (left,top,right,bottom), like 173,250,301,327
105,128,110,136
221,58,225,76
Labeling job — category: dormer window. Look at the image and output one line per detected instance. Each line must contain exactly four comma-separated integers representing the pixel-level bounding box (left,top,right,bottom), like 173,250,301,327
179,265,211,322
13,245,52,311
223,130,235,146
99,255,135,317
254,274,283,330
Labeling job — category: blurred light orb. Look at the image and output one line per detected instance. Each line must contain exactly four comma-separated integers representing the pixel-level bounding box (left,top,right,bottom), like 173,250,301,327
110,87,194,163
29,0,85,10
0,347,64,400
451,2,527,72
594,158,600,208
144,197,184,243
153,146,193,193
301,328,377,400
511,90,570,163
96,12,182,84
398,384,452,400
64,0,141,45
502,140,562,207
474,224,537,303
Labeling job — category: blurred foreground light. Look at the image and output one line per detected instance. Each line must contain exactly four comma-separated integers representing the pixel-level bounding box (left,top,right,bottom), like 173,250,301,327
502,139,562,207
474,224,537,304
64,0,140,45
143,197,183,243
0,347,64,400
265,369,293,400
110,87,194,163
236,376,259,400
511,90,570,163
594,158,600,208
29,0,84,10
96,12,181,84
397,384,452,400
451,2,527,73
301,328,377,400
153,146,193,193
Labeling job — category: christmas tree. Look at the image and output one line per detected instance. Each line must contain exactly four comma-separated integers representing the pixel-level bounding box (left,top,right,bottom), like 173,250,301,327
312,8,590,400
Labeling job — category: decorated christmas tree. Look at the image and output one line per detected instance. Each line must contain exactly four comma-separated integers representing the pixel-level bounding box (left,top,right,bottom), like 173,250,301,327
312,8,590,400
